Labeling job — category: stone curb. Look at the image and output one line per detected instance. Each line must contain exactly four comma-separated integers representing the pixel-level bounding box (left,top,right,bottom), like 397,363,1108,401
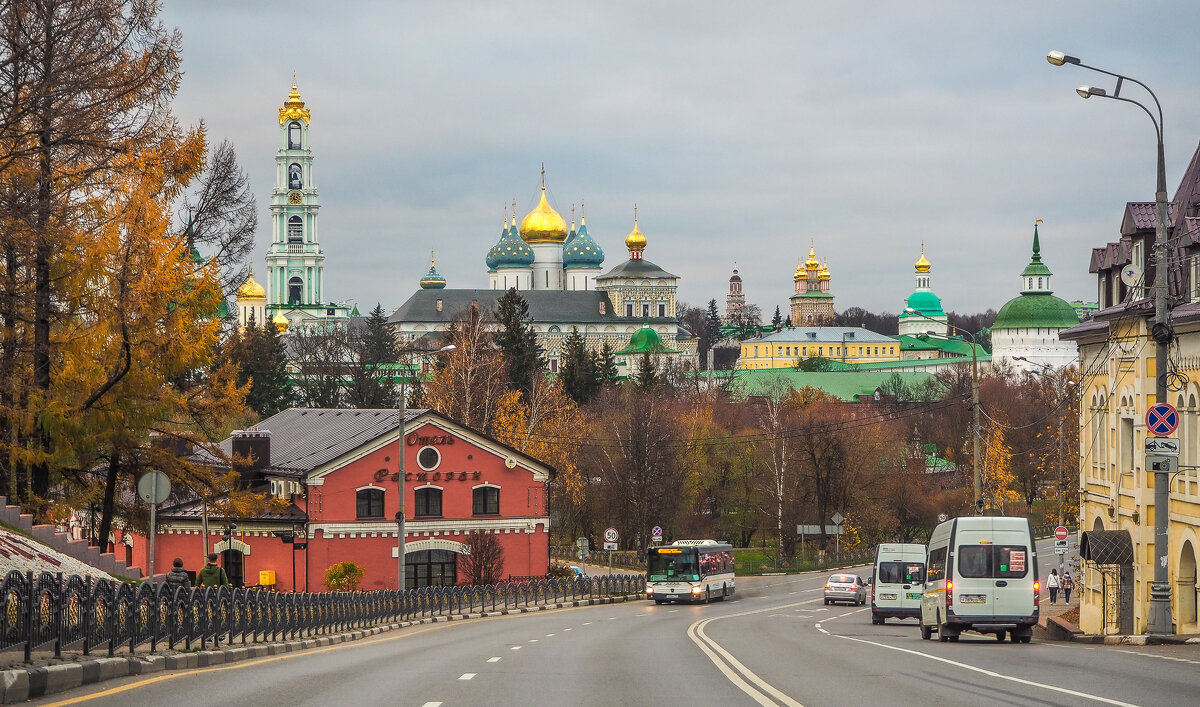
0,593,643,703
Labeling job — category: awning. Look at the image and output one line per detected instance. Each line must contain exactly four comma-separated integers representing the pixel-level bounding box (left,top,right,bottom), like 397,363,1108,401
1080,529,1134,565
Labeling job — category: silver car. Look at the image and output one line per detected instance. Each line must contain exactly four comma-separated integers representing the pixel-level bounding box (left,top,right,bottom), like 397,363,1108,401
824,573,868,606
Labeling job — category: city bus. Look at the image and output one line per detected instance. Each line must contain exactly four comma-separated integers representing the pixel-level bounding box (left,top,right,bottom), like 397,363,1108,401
645,539,735,604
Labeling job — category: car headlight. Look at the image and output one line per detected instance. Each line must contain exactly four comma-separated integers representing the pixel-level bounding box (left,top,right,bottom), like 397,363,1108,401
691,586,703,593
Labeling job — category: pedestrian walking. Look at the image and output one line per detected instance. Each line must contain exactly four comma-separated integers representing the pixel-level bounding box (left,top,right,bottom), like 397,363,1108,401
1061,571,1074,604
196,552,231,588
164,557,192,591
1047,568,1060,604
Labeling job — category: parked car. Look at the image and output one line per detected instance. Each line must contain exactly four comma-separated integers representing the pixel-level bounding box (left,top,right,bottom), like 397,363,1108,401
569,565,588,580
824,573,867,605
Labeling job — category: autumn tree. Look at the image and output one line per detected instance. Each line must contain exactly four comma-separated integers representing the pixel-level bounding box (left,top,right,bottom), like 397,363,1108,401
0,0,186,508
424,306,506,433
461,530,506,585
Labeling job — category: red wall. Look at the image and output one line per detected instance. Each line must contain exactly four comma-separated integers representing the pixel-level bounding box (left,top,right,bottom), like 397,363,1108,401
127,419,550,592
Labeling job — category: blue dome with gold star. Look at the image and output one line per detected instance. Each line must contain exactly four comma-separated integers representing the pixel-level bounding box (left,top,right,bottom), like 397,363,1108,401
419,252,446,289
563,218,604,268
487,215,534,269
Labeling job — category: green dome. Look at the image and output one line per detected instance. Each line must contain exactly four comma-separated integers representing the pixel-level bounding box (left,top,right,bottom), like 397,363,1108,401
900,291,945,317
615,325,680,355
992,293,1080,329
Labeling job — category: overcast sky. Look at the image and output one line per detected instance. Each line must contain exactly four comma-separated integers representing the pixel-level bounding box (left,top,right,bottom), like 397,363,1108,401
161,1,1200,318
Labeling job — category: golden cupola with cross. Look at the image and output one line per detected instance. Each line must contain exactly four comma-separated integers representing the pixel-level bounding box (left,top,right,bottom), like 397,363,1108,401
790,242,835,325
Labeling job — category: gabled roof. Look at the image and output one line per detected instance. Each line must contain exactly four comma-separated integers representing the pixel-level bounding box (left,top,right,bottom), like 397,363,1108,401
387,288,679,328
1120,201,1176,235
195,407,556,480
754,326,897,344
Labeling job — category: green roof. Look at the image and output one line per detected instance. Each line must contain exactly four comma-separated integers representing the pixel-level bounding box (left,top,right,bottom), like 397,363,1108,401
727,369,939,401
896,334,988,357
615,326,679,355
899,291,945,317
1021,224,1053,277
992,293,1080,329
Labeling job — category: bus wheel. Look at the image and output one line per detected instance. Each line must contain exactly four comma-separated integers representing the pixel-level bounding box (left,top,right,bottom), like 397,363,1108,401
717,584,728,601
654,599,664,605
703,588,711,604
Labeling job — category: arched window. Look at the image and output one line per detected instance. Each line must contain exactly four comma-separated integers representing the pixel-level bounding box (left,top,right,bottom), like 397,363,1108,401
288,121,302,150
288,216,303,243
289,163,303,189
415,488,442,518
356,488,384,519
288,276,303,305
473,486,500,515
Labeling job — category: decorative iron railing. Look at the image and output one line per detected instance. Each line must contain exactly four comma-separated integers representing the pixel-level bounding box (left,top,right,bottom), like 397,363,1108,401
0,570,644,663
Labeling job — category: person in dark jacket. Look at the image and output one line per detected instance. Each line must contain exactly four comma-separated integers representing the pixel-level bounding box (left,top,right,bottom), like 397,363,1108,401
196,553,231,587
164,557,192,591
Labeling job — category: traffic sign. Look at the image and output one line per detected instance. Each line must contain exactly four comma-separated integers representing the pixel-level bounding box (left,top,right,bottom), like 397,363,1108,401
603,542,618,551
604,527,618,543
831,512,844,526
136,471,171,505
1145,437,1180,455
1054,526,1069,541
1055,545,1069,555
1054,539,1069,549
1146,403,1179,437
1148,455,1178,474
651,525,662,538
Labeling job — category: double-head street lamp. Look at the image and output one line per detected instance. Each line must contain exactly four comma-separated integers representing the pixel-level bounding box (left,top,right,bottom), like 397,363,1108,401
1047,50,1173,635
396,343,455,591
905,308,983,514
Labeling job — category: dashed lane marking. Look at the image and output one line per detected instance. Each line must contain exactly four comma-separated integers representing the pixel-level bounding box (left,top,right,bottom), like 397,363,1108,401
458,673,476,681
510,646,521,650
1114,649,1200,666
487,657,501,663
564,627,573,631
583,622,592,625
528,639,539,642
421,703,442,707
546,633,556,637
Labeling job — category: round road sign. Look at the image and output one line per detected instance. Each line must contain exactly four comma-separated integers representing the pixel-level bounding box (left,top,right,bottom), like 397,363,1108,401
1146,403,1179,437
136,470,171,505
651,525,663,538
1054,525,1069,541
604,527,618,543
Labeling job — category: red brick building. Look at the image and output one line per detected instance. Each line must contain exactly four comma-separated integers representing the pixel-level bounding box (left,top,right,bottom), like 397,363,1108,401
130,408,554,592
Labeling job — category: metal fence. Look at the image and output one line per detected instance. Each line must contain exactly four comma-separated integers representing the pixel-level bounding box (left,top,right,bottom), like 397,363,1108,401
0,570,644,663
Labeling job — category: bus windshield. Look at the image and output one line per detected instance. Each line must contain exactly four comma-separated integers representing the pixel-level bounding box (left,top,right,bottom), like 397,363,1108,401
648,550,700,582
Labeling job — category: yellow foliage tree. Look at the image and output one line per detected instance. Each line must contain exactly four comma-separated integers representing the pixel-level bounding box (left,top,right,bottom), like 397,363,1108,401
981,420,1020,509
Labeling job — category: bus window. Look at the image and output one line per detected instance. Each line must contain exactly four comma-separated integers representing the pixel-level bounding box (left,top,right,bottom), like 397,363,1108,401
648,550,700,582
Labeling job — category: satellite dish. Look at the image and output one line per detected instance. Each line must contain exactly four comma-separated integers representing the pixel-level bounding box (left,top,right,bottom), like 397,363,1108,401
1121,264,1143,287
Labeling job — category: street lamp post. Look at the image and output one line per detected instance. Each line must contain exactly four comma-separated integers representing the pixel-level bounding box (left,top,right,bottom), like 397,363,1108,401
906,309,983,513
396,344,455,591
1047,50,1173,635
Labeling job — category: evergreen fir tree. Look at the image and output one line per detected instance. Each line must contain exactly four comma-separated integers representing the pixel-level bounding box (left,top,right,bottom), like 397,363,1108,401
705,299,722,342
784,315,793,328
771,305,783,330
363,303,398,366
560,328,599,405
231,320,293,417
347,303,400,408
597,341,619,384
494,288,543,397
633,352,657,389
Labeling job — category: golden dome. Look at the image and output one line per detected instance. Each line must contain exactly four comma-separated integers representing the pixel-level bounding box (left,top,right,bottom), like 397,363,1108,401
819,262,830,281
272,311,290,332
625,218,647,253
278,77,311,124
793,260,805,281
804,245,820,270
519,186,568,243
915,243,931,273
236,269,266,300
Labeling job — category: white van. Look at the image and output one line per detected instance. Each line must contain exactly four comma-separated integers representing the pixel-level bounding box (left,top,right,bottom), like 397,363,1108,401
919,516,1039,643
871,543,926,624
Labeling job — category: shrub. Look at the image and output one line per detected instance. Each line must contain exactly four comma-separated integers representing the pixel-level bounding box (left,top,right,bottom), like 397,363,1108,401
324,561,365,592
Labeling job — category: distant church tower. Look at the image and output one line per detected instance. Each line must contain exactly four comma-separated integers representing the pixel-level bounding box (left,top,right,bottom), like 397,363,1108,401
789,245,835,324
266,80,325,313
725,267,745,322
897,244,948,336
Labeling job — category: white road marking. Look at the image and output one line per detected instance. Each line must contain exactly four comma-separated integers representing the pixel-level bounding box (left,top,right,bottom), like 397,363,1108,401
582,622,592,625
686,598,820,707
825,633,1138,706
487,657,501,663
564,627,573,631
546,633,555,637
668,609,679,613
789,591,798,595
458,673,476,681
510,646,521,650
421,703,442,707
1115,648,1200,666
608,616,617,620
528,639,539,642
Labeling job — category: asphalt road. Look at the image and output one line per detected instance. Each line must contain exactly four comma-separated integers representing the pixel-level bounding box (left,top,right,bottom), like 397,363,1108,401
36,538,1200,707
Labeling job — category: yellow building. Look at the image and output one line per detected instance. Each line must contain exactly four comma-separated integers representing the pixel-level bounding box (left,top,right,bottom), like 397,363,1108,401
738,327,901,370
1060,141,1200,636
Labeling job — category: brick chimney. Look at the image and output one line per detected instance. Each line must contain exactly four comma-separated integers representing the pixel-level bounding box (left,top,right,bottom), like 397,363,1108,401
231,430,271,480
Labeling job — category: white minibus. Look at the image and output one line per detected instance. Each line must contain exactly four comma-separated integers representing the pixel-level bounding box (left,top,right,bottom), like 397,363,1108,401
919,516,1039,643
870,543,925,624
